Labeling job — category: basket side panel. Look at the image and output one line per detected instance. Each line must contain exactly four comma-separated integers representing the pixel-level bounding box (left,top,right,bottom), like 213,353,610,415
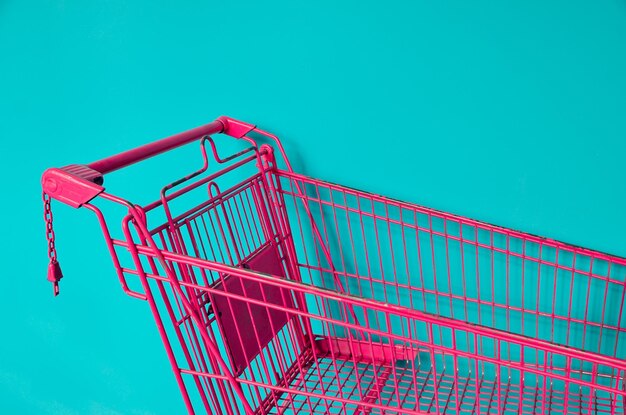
136,247,626,414
276,170,626,366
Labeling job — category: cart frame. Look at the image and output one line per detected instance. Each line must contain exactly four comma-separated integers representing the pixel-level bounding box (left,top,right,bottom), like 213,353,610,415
42,117,626,414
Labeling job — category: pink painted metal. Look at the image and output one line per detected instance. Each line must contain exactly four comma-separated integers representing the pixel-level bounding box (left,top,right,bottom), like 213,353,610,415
42,117,626,414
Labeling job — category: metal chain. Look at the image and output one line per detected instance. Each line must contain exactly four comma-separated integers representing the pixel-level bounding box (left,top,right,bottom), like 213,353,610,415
43,191,64,295
43,192,57,262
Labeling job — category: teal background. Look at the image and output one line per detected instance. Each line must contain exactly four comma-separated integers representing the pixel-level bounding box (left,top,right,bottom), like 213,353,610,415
2,1,626,413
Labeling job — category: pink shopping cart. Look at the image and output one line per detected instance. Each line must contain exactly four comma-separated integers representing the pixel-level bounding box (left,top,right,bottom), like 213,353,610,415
42,117,626,414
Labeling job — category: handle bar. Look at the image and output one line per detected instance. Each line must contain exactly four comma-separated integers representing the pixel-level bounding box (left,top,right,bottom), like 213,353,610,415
41,116,256,208
88,120,224,175
89,116,255,175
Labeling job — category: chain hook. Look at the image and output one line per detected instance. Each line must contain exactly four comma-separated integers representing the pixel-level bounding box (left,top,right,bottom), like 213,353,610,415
43,192,63,296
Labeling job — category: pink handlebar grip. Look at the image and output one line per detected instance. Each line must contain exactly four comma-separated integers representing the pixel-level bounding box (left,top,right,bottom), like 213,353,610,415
87,120,225,175
87,116,256,175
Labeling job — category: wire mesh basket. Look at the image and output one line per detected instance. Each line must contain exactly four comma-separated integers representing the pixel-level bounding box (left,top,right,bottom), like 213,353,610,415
42,117,626,414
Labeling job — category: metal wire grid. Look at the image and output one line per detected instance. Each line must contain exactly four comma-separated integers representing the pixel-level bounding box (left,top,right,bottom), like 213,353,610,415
267,353,624,415
110,147,626,414
121,243,626,414
276,171,626,360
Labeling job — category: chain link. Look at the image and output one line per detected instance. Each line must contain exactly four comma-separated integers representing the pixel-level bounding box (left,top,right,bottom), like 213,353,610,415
43,192,57,263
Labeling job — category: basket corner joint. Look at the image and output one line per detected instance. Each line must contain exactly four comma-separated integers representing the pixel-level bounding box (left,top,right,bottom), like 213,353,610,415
217,116,256,139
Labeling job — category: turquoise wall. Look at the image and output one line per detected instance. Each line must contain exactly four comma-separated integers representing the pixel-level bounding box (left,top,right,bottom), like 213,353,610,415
2,1,626,413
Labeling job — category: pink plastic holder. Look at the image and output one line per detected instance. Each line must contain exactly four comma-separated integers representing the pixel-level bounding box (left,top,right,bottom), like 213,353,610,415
42,117,626,414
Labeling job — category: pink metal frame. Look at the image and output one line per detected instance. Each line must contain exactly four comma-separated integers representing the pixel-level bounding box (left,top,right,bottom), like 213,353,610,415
42,117,626,414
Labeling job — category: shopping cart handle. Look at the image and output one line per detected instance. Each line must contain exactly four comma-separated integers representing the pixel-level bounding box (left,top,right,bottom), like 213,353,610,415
41,117,256,208
88,116,256,175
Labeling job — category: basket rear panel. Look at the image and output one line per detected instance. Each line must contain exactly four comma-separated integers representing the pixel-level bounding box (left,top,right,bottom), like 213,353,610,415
135,165,314,413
